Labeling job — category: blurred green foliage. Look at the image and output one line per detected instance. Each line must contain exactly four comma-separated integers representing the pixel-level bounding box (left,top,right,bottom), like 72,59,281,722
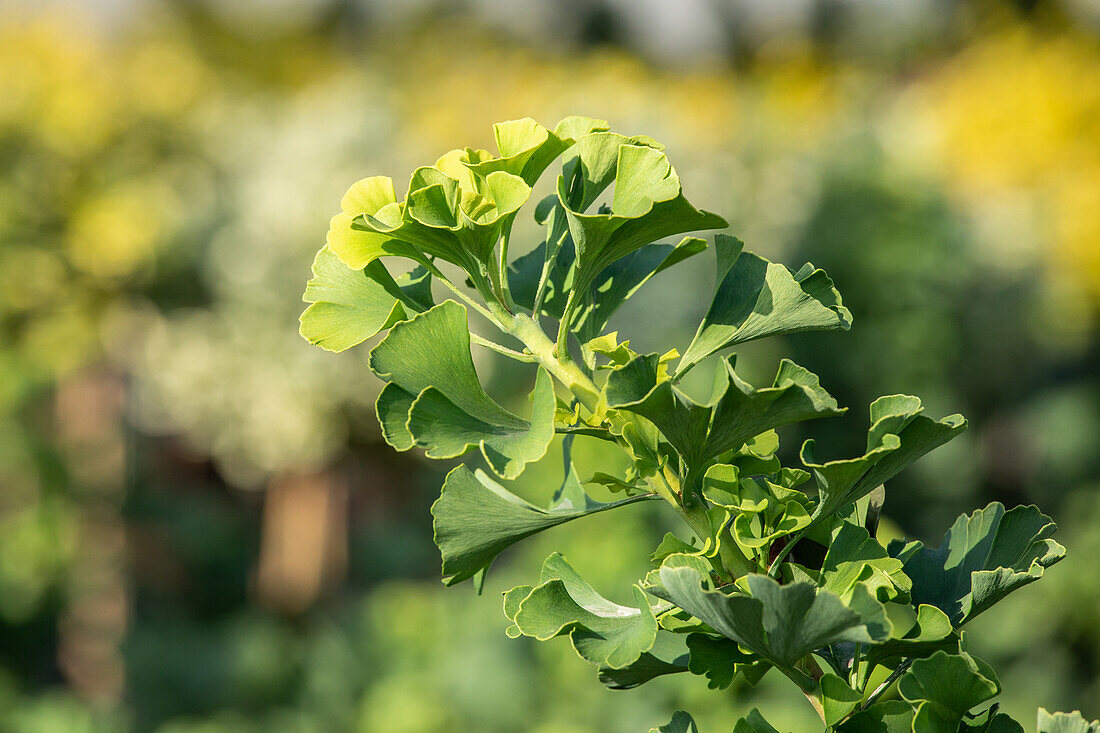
0,1,1098,731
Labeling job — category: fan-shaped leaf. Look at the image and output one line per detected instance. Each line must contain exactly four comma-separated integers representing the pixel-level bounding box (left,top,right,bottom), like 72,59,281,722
370,301,554,478
801,395,966,526
511,553,658,669
895,502,1066,626
677,235,851,375
432,464,655,586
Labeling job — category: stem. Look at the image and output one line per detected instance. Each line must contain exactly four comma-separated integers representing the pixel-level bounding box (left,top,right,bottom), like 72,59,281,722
532,212,569,319
497,228,517,313
851,643,862,689
507,314,600,411
426,263,503,328
470,333,537,362
861,659,912,710
556,288,578,362
767,526,809,578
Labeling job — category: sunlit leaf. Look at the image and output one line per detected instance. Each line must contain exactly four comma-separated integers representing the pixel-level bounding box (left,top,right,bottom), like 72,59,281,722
801,394,966,526
370,301,554,478
557,132,726,294
677,234,851,376
1037,709,1100,733
606,354,842,473
510,553,658,669
432,463,655,586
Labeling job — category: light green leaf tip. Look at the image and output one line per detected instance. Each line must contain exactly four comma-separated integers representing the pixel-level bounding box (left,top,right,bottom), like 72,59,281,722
1037,709,1100,733
431,463,655,586
369,300,554,478
299,246,407,352
677,234,852,376
897,502,1066,626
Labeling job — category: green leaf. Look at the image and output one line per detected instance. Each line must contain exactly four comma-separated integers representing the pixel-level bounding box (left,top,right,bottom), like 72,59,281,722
650,561,886,687
509,236,706,334
801,395,967,527
837,701,916,733
677,234,851,376
1037,709,1100,733
898,651,1000,733
463,116,607,186
650,711,700,733
897,502,1066,626
557,132,726,293
332,162,531,275
606,354,843,473
432,464,655,586
864,604,958,670
573,236,708,344
821,522,911,604
685,633,759,690
733,709,784,733
369,301,555,478
598,631,689,689
300,247,410,352
511,553,658,669
821,673,863,727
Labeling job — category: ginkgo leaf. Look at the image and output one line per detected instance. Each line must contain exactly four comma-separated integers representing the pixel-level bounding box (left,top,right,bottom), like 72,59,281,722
898,651,1001,733
864,603,958,671
650,559,886,689
606,354,843,473
650,711,701,733
821,674,863,727
369,301,554,478
332,165,531,275
299,247,407,352
511,553,658,669
894,502,1066,626
837,701,916,733
685,633,759,690
597,631,689,689
432,464,655,586
463,116,608,186
801,395,966,526
677,235,851,376
733,710,784,733
820,522,911,604
1037,709,1100,733
557,132,726,294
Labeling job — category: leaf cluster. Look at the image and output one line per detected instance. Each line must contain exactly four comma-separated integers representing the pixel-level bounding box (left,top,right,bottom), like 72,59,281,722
299,117,1074,732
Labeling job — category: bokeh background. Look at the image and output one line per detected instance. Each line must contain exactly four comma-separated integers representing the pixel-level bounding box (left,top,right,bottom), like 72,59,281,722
1,0,1099,731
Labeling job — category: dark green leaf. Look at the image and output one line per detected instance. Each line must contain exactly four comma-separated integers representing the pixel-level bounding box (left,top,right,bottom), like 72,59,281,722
897,651,1000,732
896,502,1066,626
650,711,700,733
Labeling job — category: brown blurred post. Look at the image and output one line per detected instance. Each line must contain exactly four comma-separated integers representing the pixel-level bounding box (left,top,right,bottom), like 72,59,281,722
255,470,348,614
54,368,128,704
